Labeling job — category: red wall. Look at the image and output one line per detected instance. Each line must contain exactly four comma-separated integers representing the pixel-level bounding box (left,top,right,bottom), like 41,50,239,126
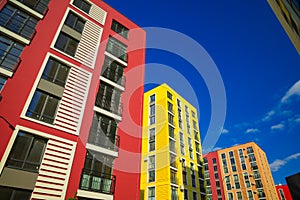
0,0,145,199
276,185,293,200
204,152,225,200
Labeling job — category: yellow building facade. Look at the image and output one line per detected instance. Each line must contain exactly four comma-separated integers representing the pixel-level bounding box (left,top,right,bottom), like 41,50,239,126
140,84,206,200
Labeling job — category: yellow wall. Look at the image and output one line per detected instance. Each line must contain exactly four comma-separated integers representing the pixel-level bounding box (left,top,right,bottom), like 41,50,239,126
140,84,205,200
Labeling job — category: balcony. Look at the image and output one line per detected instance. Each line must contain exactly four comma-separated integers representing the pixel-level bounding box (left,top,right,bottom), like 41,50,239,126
95,95,123,116
80,169,116,195
17,0,49,15
0,50,22,72
88,133,120,152
101,61,126,87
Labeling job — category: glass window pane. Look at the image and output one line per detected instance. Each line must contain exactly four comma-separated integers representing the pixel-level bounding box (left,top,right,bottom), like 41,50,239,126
25,138,45,163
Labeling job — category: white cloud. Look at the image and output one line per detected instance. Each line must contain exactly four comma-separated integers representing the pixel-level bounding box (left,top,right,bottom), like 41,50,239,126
245,128,260,134
270,153,300,172
286,152,300,160
270,160,287,172
270,123,285,131
221,128,229,134
281,80,300,103
262,110,276,122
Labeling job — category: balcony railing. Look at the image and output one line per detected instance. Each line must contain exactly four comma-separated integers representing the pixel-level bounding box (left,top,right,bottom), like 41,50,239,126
88,133,120,152
0,50,22,72
80,169,116,195
17,0,49,15
101,71,126,87
95,95,123,116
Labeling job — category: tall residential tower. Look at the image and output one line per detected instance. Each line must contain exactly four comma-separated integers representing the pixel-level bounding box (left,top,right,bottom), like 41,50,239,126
0,0,145,199
140,84,206,200
204,142,278,200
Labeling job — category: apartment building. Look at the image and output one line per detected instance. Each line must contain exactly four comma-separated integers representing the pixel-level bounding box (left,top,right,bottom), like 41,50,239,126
267,0,300,54
0,0,145,199
140,84,206,200
204,142,278,200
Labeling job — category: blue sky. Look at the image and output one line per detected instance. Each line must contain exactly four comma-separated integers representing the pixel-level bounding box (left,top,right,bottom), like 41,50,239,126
104,0,300,184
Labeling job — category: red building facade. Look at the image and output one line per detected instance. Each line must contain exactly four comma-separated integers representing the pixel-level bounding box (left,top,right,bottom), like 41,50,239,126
0,0,145,199
203,151,225,200
276,185,293,200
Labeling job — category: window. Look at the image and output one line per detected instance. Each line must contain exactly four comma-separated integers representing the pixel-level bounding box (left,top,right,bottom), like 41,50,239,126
168,113,174,125
106,37,127,62
150,94,155,103
184,189,188,200
80,150,115,194
229,151,234,157
213,166,218,171
191,110,195,117
167,91,172,100
73,0,91,14
236,191,242,200
0,76,7,91
247,190,254,200
148,187,155,200
65,12,85,33
88,113,118,150
192,192,197,200
6,131,47,172
149,103,155,125
242,163,247,170
221,153,226,159
170,154,176,168
171,186,178,200
149,128,155,151
228,192,234,200
182,171,187,185
149,155,155,170
95,82,122,115
148,155,155,182
42,58,70,87
168,102,173,113
247,147,254,154
0,4,38,39
150,104,155,116
248,154,256,162
17,0,50,15
177,99,181,107
0,35,24,71
169,125,175,138
180,132,185,155
170,169,177,184
102,57,125,85
214,173,219,179
55,32,79,56
169,139,176,153
26,90,60,124
212,158,217,164
232,165,237,172
230,158,235,165
111,20,129,39
0,186,32,200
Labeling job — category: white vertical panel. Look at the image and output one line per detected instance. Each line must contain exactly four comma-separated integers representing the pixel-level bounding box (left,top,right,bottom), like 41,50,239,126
75,20,103,69
31,139,77,200
54,66,92,135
